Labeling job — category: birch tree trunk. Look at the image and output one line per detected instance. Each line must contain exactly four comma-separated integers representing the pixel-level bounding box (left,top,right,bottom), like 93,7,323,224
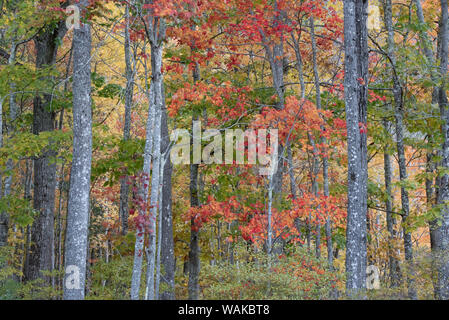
63,0,92,299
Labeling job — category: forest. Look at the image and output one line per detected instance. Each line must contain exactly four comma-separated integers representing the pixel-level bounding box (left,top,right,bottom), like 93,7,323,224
1,0,449,301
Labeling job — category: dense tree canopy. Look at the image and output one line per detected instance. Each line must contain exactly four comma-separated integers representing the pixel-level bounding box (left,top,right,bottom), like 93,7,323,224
1,0,449,300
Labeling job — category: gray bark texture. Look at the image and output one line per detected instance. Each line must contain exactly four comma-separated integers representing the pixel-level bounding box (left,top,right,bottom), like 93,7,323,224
25,23,66,284
119,4,135,236
435,0,449,300
382,0,417,299
160,88,175,300
343,0,368,296
63,1,92,300
413,0,443,298
131,13,166,300
130,79,154,300
144,43,163,301
382,119,402,287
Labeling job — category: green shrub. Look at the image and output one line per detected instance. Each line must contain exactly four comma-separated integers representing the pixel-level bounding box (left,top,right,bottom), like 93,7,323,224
201,247,342,300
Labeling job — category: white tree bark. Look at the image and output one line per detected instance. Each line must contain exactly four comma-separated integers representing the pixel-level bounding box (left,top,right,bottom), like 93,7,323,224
344,0,368,296
130,77,155,300
131,14,166,299
155,152,167,299
63,0,92,300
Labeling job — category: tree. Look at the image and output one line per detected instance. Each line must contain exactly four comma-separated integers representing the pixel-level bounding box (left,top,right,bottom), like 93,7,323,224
159,91,175,300
130,1,166,300
118,3,136,236
63,0,93,300
25,9,68,285
343,0,368,296
381,0,417,299
434,0,449,300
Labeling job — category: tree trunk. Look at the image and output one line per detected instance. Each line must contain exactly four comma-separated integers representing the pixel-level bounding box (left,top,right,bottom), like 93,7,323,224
187,54,201,299
144,39,164,300
0,44,17,251
382,0,417,299
159,85,175,300
412,0,443,298
63,1,92,299
343,0,368,296
0,41,19,258
118,4,135,236
130,67,155,300
26,26,64,284
382,119,401,287
435,0,449,300
188,118,201,300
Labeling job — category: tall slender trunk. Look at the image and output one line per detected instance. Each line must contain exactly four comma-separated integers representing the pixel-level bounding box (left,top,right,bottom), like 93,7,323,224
259,2,285,199
26,25,66,284
290,32,306,243
310,15,329,261
0,41,18,251
309,133,320,258
0,97,2,202
382,119,401,287
130,53,155,300
63,1,92,300
413,0,443,298
154,154,166,299
144,52,162,299
21,160,32,282
160,84,175,300
435,0,449,300
119,4,135,236
344,0,368,296
290,32,306,100
56,164,65,291
188,117,201,300
311,18,333,265
287,141,297,198
188,55,201,300
382,0,417,299
267,173,274,260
